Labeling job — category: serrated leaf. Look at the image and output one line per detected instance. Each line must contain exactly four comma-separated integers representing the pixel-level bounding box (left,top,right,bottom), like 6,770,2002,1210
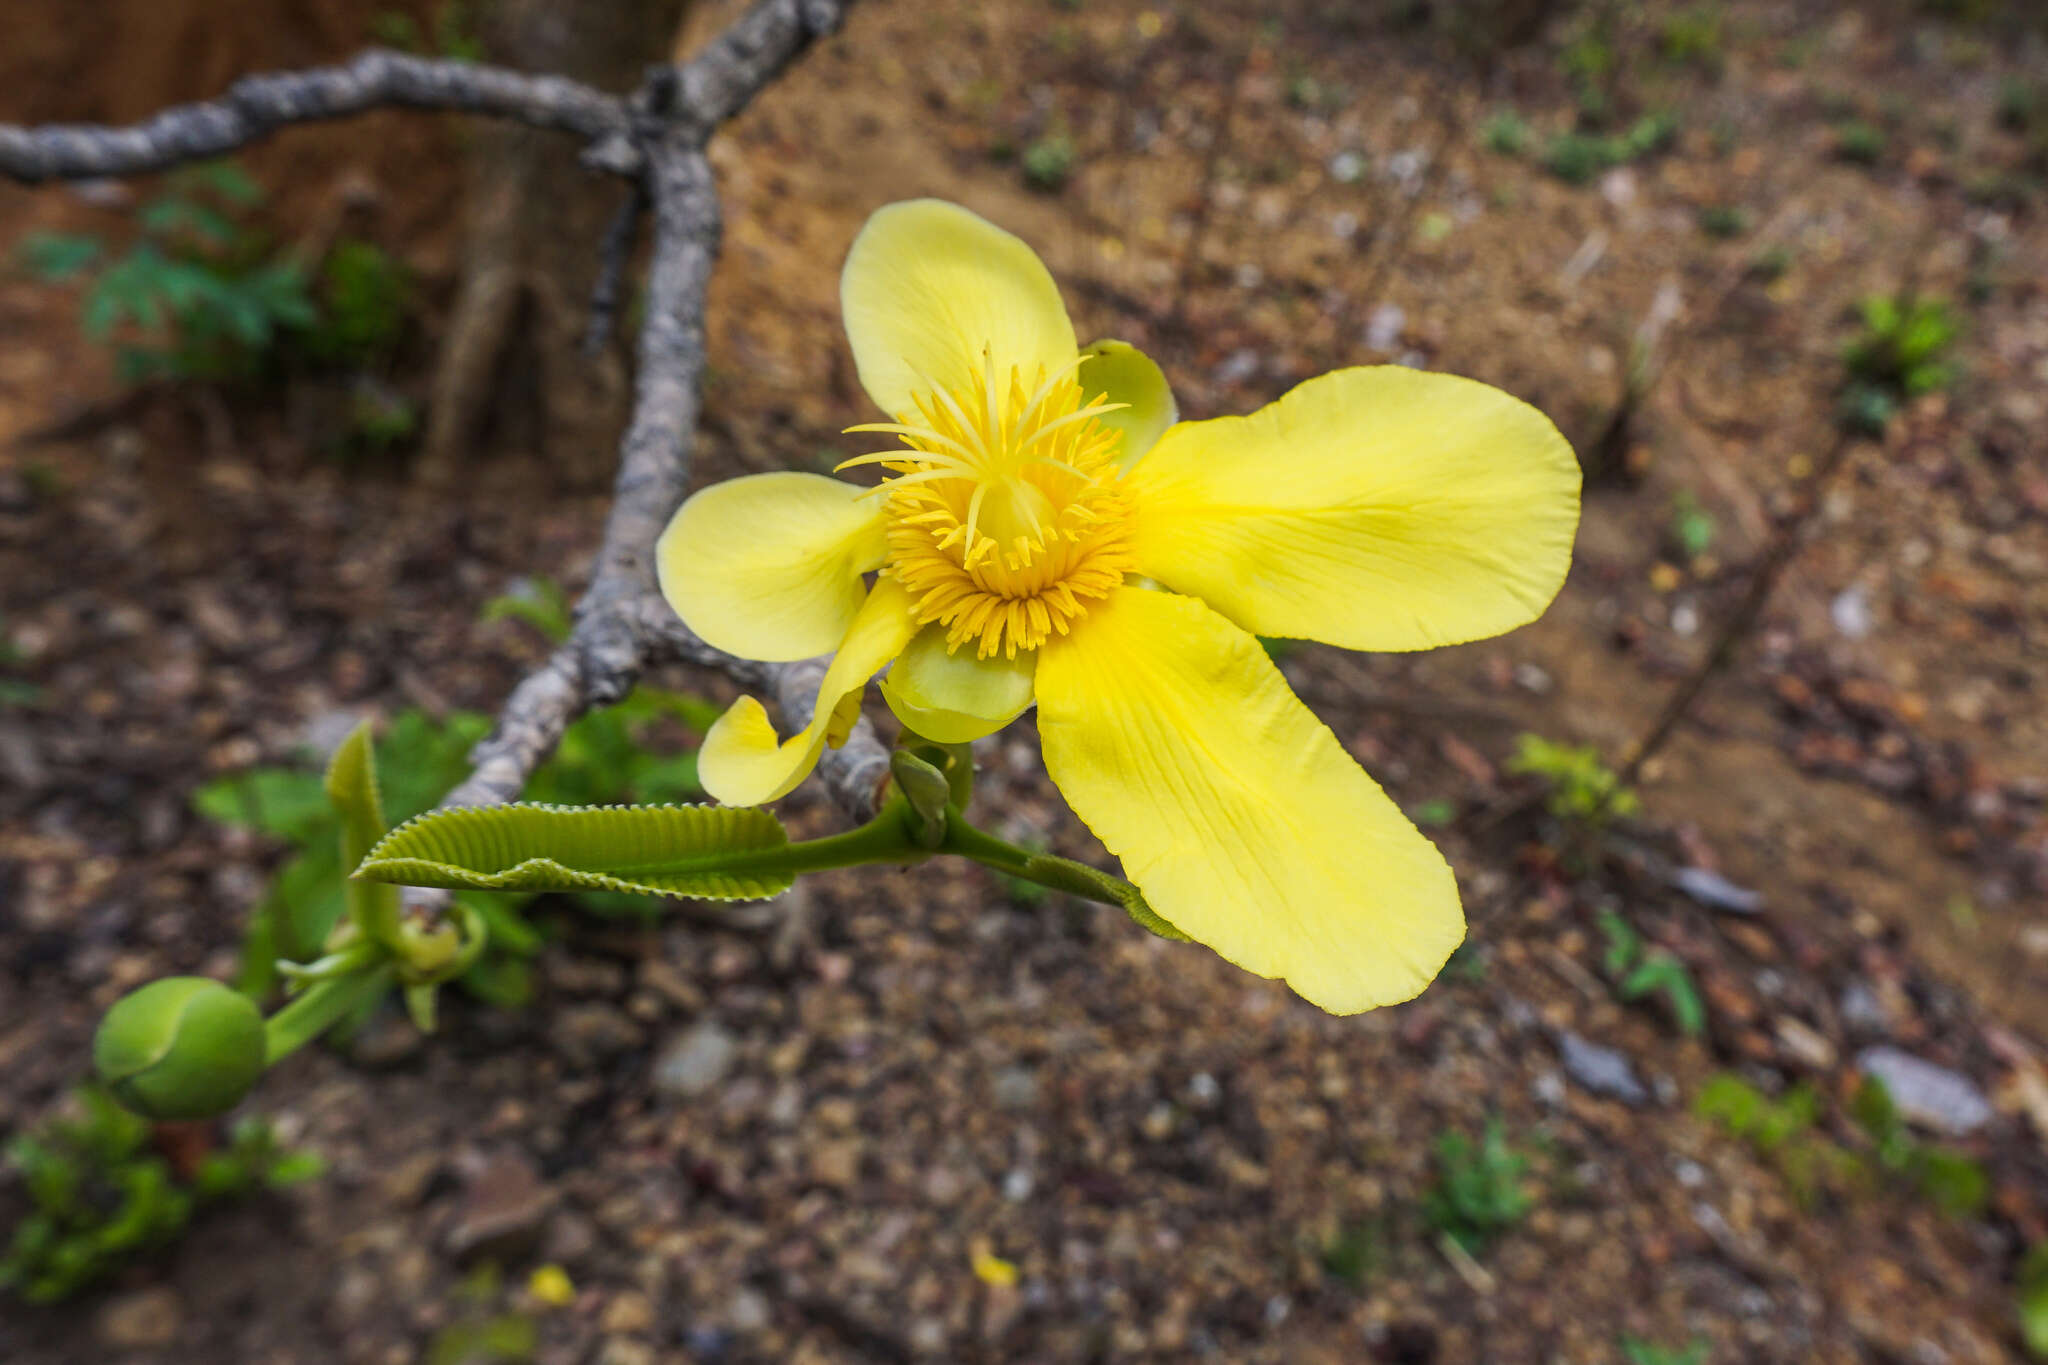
357,803,796,902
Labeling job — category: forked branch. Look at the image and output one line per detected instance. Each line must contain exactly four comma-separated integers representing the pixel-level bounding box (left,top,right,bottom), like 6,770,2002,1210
0,0,887,916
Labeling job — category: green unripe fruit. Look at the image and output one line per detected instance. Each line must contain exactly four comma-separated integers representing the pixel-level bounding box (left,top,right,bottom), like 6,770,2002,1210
94,977,267,1121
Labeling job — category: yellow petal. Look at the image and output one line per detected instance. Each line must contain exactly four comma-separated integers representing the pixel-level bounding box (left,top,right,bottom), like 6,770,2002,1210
1079,339,1177,469
1124,366,1580,652
841,199,1078,419
657,472,886,663
880,626,1036,744
1035,587,1463,1013
698,578,918,805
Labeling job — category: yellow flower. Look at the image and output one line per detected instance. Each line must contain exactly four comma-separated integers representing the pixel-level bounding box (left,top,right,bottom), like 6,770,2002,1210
658,200,1579,1014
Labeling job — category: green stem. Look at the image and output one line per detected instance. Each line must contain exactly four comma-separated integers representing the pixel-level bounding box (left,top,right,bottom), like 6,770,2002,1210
724,799,933,877
939,818,1131,909
263,964,395,1065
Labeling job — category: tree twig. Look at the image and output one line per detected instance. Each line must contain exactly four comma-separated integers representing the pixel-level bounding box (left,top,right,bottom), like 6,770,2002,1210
1616,425,1858,787
0,50,630,183
582,184,646,357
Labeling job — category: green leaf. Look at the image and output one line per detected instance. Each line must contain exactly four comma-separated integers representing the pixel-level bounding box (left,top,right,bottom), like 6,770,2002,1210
18,232,103,281
2021,1242,2048,1357
455,953,532,1009
264,1149,327,1188
138,197,235,246
327,722,401,949
193,768,332,840
1914,1147,1989,1219
1620,953,1706,1037
174,159,263,206
479,577,573,643
357,803,797,901
1597,909,1642,976
324,722,388,870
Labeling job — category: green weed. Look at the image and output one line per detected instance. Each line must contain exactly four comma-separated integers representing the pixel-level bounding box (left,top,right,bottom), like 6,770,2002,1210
1696,203,1749,239
1022,132,1078,192
1622,1340,1709,1365
1423,1119,1536,1254
1848,1076,1990,1218
308,240,411,369
0,1088,320,1303
0,613,38,710
1481,110,1532,156
1596,910,1707,1037
1657,5,1725,72
1541,112,1682,185
1668,490,1718,559
1509,734,1639,826
19,161,315,383
1840,292,1961,435
1833,119,1887,166
1696,1072,1855,1207
369,1,484,61
1319,1215,1389,1288
2020,1240,2048,1359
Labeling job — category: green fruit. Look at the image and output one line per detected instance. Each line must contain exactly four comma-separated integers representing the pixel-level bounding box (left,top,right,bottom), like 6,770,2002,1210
94,977,266,1120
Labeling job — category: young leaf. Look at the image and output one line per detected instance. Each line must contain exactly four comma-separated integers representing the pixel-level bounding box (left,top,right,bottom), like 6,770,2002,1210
18,232,103,282
324,722,388,870
357,803,797,902
327,722,402,951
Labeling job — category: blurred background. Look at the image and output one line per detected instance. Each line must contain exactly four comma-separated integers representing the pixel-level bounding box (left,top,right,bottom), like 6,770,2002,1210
2,0,2047,1360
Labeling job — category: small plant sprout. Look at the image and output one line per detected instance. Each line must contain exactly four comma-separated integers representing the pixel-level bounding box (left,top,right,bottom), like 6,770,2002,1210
1849,1076,1990,1218
1696,203,1749,239
1596,910,1707,1037
0,1087,321,1303
1424,1119,1537,1254
1668,489,1718,561
2021,1241,2048,1359
1510,734,1640,827
1481,109,1532,156
19,160,316,382
1622,1339,1710,1365
1833,119,1886,165
1021,131,1078,191
1840,291,1961,434
1542,112,1683,185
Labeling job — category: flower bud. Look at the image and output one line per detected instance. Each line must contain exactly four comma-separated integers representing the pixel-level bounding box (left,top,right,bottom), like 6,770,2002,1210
94,977,267,1121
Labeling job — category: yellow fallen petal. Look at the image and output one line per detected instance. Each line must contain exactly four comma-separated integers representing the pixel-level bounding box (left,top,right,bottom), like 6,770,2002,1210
841,199,1078,421
699,578,918,805
1036,587,1463,1014
1078,338,1177,469
1124,366,1580,652
657,472,886,663
971,1249,1020,1289
879,625,1036,744
527,1264,575,1308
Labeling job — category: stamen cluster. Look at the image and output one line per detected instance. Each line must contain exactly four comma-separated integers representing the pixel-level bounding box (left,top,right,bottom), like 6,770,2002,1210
842,359,1134,659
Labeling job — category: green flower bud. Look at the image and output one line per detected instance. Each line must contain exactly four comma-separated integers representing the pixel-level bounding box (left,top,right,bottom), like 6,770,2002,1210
94,977,267,1121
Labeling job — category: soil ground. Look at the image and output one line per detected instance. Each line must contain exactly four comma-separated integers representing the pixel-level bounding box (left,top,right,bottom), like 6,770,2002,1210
3,0,2048,1361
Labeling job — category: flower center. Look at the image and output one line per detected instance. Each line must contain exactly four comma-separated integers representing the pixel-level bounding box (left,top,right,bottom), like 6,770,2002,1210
842,357,1134,659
